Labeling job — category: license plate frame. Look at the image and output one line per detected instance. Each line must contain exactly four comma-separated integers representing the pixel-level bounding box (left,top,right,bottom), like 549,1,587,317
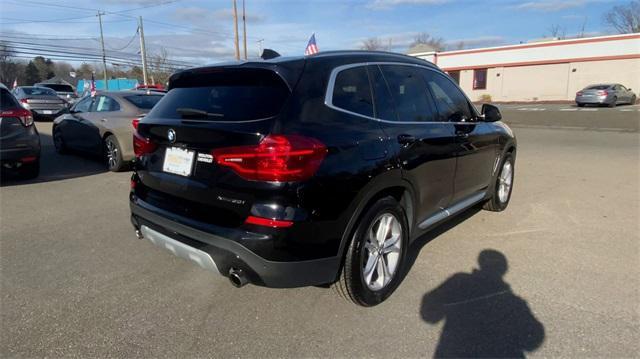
163,147,195,177
42,110,53,115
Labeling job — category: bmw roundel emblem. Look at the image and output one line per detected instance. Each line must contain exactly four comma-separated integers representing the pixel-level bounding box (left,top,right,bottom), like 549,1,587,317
167,129,176,143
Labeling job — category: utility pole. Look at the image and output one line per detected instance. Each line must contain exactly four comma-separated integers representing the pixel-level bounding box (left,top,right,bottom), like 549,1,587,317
232,0,240,60
97,11,109,90
242,0,247,60
138,16,149,86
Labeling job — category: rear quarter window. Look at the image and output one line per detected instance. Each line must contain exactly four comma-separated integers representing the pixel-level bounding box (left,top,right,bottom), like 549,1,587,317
148,69,289,122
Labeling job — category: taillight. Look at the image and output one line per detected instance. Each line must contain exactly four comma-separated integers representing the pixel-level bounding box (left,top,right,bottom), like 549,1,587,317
19,98,30,109
576,91,583,96
132,118,140,130
133,131,157,157
597,90,608,96
0,108,33,127
245,215,293,228
212,134,327,182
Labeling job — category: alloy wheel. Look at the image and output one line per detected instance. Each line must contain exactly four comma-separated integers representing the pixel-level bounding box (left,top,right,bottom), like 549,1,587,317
106,140,118,169
362,213,402,291
497,160,513,203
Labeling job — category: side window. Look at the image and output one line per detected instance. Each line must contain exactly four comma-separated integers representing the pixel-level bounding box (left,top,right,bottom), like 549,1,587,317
422,70,473,122
447,70,460,85
368,65,398,121
92,96,120,112
379,65,437,122
73,97,93,113
331,66,374,118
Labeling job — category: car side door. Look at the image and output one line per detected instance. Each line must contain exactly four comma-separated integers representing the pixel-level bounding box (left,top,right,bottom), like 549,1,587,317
371,64,457,230
422,70,499,204
60,96,93,151
81,95,122,155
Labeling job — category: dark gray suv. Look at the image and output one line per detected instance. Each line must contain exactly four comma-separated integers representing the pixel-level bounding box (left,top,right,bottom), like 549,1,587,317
1,84,41,179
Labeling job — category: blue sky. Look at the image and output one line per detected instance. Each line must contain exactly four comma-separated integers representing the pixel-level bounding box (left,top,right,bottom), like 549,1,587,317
0,0,628,66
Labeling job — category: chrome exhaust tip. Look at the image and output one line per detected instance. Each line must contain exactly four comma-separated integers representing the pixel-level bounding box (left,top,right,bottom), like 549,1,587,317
228,268,248,288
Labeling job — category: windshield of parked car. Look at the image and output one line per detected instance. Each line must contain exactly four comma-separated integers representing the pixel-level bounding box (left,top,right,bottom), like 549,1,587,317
123,94,164,110
585,85,611,90
39,84,75,92
22,87,58,96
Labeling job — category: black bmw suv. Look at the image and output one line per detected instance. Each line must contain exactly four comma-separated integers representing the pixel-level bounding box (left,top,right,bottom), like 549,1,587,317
130,51,516,306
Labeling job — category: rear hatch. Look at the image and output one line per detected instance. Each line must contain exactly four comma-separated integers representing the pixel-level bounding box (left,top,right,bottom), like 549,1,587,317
135,65,301,227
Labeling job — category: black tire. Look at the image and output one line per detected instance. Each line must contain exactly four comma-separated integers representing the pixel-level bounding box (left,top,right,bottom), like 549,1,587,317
19,160,40,179
608,97,617,108
53,127,67,154
484,153,515,212
104,135,126,172
335,196,409,306
577,103,585,107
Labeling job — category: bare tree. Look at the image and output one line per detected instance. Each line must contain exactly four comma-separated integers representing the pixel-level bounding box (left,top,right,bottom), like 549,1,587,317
577,17,588,38
603,0,640,33
409,33,445,52
361,37,389,51
547,24,566,39
148,47,174,85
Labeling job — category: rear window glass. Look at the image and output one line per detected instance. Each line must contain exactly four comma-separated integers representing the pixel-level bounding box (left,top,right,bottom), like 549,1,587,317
585,85,611,90
124,95,163,109
39,84,74,92
1,89,20,109
22,87,57,96
148,69,289,121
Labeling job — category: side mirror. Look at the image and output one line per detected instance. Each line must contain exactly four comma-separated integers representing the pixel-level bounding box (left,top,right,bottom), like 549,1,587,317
481,104,502,122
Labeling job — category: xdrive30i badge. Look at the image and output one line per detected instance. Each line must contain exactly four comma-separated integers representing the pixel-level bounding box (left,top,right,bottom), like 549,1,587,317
167,129,176,143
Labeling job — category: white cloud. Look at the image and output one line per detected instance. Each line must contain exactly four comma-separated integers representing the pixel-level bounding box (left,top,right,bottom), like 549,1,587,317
367,0,449,10
514,0,593,12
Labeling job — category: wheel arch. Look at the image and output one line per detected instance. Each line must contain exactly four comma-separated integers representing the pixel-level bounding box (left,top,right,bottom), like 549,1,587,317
335,177,416,275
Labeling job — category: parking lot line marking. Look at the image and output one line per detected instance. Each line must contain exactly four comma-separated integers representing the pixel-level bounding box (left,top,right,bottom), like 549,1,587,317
560,108,578,111
578,108,598,111
619,109,633,112
517,108,546,111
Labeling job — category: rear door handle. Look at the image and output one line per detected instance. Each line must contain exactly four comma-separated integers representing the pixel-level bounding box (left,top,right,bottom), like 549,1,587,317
397,134,416,146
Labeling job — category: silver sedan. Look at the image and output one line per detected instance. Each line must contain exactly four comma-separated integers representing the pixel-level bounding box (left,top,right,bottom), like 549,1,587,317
575,84,637,107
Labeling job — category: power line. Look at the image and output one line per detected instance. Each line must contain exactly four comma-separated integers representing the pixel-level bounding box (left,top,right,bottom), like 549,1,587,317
105,29,139,51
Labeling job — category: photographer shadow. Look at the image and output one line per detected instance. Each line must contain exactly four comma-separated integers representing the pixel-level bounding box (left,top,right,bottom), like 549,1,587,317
421,250,545,358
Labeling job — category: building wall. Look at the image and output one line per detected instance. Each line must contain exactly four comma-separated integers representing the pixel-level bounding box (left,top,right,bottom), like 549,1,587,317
411,34,640,102
453,59,640,102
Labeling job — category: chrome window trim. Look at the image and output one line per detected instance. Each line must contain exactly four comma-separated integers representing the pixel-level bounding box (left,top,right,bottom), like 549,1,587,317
323,61,481,125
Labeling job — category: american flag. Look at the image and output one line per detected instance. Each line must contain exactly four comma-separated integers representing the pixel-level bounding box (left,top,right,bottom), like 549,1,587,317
90,73,97,97
304,33,318,55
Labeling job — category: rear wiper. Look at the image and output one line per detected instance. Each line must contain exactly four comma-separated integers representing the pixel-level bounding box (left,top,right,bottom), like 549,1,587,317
176,107,224,119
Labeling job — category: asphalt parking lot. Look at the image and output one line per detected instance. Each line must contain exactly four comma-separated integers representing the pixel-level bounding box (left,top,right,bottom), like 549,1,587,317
1,105,639,357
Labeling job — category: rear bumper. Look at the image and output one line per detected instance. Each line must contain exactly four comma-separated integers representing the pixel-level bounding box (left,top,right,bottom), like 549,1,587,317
575,95,612,104
31,108,67,119
0,131,41,163
129,194,341,288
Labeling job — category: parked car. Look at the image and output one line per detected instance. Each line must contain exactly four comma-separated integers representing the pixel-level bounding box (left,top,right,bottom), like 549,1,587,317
52,91,164,171
12,86,68,120
575,83,636,107
129,51,517,306
35,82,78,104
1,84,41,179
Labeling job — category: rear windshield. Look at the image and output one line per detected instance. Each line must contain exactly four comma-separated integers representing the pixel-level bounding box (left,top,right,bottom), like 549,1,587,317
148,69,290,121
585,85,611,90
1,89,20,110
22,87,57,96
39,84,74,92
124,95,163,109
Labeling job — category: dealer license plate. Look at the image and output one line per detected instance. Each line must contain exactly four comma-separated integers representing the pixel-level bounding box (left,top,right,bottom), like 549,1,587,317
163,147,195,177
